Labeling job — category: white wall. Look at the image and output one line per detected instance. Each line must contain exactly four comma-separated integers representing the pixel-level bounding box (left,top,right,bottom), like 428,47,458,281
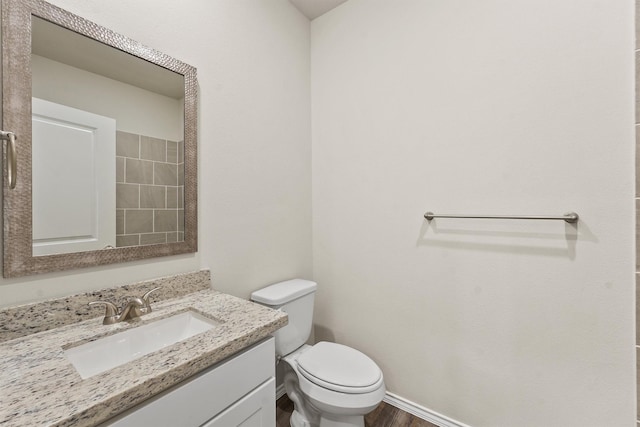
311,1,635,426
1,1,635,425
32,54,183,141
0,0,311,306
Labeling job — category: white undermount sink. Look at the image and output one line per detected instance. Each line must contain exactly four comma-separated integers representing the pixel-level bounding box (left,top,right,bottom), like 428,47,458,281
64,310,219,379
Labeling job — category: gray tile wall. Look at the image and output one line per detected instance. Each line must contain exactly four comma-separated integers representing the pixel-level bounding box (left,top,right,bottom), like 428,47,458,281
116,130,185,247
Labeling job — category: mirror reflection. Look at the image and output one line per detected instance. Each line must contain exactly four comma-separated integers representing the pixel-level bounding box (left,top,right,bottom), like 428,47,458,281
31,16,186,256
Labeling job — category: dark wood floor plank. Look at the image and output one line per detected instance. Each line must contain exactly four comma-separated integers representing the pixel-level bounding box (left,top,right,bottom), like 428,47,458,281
391,409,414,426
365,402,400,426
276,395,439,427
364,401,388,426
276,394,295,427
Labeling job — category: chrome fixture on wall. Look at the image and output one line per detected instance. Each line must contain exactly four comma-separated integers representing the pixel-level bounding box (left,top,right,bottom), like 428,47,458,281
424,212,579,223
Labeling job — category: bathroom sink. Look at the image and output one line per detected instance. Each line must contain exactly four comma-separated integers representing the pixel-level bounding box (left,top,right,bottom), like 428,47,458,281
64,310,219,379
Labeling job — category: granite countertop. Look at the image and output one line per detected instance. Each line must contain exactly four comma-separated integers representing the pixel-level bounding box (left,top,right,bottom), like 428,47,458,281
0,289,287,427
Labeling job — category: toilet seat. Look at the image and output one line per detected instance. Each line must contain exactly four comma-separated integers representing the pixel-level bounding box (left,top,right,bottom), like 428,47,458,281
296,342,383,394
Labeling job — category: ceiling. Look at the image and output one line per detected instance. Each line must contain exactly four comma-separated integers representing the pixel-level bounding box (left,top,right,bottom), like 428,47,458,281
288,0,349,20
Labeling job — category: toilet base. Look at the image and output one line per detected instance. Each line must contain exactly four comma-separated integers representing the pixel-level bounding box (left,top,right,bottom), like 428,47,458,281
290,409,312,427
289,409,364,427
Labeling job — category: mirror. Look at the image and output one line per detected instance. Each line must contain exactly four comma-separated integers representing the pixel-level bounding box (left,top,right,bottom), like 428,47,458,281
31,17,186,256
2,0,198,277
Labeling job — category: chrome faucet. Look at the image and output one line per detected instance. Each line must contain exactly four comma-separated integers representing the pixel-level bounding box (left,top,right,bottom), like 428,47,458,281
89,287,160,325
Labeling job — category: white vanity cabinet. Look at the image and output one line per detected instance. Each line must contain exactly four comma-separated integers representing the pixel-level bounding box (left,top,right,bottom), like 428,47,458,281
102,337,276,427
202,378,275,427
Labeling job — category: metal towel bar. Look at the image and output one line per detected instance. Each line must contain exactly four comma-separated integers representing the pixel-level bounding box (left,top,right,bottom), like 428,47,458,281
423,212,579,224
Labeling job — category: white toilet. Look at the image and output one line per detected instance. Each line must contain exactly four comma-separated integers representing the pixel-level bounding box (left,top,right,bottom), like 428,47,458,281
251,279,385,427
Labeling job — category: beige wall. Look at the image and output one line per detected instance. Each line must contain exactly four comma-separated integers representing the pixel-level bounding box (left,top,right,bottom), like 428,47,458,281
0,0,312,306
32,54,183,142
635,0,640,426
2,1,635,425
311,0,635,426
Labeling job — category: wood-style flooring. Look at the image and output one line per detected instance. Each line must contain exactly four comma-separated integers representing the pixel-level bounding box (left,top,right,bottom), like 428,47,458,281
276,395,439,427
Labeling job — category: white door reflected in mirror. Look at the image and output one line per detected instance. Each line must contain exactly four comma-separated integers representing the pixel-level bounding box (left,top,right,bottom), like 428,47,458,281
32,97,116,256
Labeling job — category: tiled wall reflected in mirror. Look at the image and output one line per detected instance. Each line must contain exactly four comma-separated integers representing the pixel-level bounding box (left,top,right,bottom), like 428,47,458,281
116,131,184,247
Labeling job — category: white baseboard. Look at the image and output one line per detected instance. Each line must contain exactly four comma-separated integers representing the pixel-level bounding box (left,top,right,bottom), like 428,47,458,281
383,392,470,427
276,384,468,427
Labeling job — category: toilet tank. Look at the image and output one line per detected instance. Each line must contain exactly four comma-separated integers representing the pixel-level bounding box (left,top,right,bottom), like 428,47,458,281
251,279,317,357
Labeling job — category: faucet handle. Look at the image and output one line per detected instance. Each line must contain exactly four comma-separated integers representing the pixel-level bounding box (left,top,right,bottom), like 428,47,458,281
140,287,161,312
123,297,146,320
88,301,119,325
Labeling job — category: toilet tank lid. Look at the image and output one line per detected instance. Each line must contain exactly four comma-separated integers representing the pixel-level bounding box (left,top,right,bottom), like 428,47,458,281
251,279,317,305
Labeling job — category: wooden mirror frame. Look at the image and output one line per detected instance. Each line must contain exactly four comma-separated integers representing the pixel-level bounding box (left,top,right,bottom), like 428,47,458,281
1,0,197,277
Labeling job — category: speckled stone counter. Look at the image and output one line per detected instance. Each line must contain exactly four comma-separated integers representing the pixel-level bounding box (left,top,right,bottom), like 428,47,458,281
0,270,212,343
0,285,287,426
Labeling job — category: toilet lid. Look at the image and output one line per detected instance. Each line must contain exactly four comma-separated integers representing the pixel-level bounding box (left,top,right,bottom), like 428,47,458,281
296,342,383,394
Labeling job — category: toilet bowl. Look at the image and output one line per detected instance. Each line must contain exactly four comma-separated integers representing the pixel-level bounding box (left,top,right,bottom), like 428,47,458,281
284,344,385,427
251,279,385,427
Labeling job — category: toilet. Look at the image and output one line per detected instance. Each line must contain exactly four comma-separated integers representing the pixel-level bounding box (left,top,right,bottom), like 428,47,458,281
251,279,385,427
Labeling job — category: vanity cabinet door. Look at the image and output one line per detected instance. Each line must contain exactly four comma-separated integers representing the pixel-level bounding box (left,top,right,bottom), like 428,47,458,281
101,338,274,427
201,377,275,427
